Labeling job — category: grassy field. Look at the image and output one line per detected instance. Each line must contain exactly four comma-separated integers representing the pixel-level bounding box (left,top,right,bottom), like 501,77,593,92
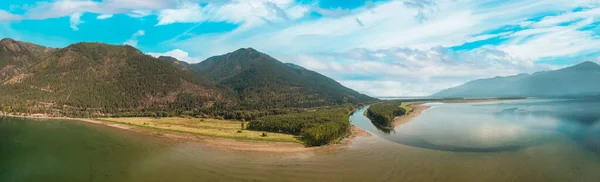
400,102,415,113
95,117,301,143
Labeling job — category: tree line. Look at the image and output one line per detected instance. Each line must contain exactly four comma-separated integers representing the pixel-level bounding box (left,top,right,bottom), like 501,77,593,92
247,105,357,146
366,101,406,127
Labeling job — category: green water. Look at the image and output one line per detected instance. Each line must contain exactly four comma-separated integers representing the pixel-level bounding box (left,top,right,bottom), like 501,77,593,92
2,99,600,182
0,117,166,182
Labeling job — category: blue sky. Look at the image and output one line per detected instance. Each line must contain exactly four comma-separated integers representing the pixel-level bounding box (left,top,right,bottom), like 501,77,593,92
1,0,600,96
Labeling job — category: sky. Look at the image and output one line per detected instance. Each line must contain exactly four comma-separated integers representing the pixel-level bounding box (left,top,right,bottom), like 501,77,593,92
1,0,600,97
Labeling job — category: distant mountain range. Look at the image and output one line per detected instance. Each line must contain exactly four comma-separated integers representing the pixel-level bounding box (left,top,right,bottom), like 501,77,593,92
0,38,376,116
432,61,600,98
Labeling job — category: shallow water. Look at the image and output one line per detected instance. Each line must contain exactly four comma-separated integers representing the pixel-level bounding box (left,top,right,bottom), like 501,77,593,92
2,99,600,182
353,99,600,154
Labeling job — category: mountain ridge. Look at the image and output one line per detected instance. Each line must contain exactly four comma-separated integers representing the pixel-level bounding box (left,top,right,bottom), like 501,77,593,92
0,38,375,117
0,40,222,117
187,47,377,109
432,61,600,98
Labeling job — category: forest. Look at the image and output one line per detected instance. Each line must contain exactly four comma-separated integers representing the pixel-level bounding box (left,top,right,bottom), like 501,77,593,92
247,105,358,146
366,101,406,127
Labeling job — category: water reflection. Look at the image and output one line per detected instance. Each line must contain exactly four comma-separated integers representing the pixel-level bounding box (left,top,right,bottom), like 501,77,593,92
491,99,600,153
351,98,600,153
370,121,395,134
492,99,600,125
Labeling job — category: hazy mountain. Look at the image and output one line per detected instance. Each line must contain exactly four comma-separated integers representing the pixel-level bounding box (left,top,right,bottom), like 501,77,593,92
189,48,377,109
432,61,600,98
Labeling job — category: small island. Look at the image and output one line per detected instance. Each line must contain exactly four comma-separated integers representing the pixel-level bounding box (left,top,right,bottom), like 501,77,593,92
365,101,407,127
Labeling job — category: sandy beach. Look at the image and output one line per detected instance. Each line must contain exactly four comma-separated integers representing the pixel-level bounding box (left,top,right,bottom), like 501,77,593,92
392,102,431,127
362,102,431,128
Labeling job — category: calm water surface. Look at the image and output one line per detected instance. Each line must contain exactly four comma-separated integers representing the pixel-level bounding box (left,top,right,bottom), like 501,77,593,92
2,99,600,182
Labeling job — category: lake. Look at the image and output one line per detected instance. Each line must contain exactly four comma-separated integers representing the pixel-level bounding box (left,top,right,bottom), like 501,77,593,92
2,98,600,182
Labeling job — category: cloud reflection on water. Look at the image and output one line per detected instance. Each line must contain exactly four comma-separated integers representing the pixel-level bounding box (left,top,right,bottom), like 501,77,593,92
353,98,600,153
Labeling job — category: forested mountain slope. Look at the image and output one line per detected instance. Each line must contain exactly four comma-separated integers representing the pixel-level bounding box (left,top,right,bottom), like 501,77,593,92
0,41,221,116
190,48,377,109
0,38,56,83
0,39,375,117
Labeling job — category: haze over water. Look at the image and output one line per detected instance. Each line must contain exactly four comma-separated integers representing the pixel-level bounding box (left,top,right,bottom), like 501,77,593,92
2,98,600,182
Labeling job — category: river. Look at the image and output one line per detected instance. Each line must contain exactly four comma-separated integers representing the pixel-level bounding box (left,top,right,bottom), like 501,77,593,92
1,98,600,182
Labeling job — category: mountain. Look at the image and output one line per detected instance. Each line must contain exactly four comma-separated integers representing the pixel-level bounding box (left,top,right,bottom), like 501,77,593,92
432,61,600,98
0,41,221,116
0,38,56,83
189,48,377,109
158,56,191,71
0,39,375,117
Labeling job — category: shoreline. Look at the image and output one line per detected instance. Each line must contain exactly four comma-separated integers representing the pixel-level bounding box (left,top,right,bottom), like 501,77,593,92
391,99,510,127
0,113,370,153
392,102,431,127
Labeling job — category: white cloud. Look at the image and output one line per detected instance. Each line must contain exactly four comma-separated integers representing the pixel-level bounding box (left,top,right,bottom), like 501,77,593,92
24,0,176,19
0,10,21,21
101,0,176,10
96,14,113,19
282,46,558,96
171,0,595,59
156,0,310,27
26,0,99,20
156,3,204,25
123,30,145,47
133,30,145,37
11,0,178,28
10,0,311,29
312,7,352,17
496,7,600,60
69,12,84,31
147,49,202,63
15,0,169,30
127,10,152,18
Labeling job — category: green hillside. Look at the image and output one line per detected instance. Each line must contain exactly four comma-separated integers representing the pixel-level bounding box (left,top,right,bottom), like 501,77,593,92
190,48,377,109
0,41,221,117
0,40,375,119
0,38,56,83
